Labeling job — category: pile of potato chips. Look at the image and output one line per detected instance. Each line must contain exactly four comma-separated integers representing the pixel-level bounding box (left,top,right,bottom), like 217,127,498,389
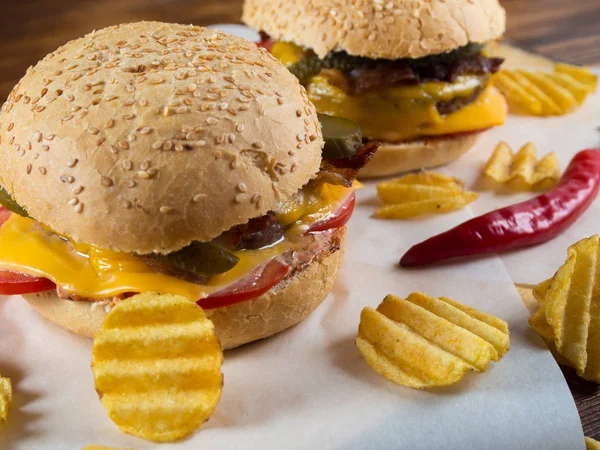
493,63,597,116
0,376,11,423
92,293,223,442
375,172,478,219
529,235,600,383
356,293,510,388
587,437,600,450
484,141,561,188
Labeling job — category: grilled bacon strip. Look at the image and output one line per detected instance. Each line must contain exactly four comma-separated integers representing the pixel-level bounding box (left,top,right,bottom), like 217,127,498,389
317,141,380,187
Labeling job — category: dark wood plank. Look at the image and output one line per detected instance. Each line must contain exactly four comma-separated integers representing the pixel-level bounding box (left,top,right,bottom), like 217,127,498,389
0,0,599,441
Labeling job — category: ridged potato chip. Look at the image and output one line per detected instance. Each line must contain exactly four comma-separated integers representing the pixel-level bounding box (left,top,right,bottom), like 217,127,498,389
528,236,600,383
92,293,223,442
356,294,509,389
484,141,560,187
375,171,478,219
493,64,596,115
555,63,598,92
586,436,600,450
0,376,11,423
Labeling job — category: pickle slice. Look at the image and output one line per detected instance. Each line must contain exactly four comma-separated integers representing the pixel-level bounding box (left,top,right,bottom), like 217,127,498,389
141,242,239,283
0,186,28,217
319,113,363,159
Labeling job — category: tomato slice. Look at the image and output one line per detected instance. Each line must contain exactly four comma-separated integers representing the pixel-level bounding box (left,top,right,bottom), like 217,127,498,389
0,270,56,295
198,259,289,309
0,208,56,295
0,207,11,227
256,38,275,53
307,192,355,233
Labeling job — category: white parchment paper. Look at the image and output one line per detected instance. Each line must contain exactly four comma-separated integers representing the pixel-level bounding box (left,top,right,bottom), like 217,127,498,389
0,24,591,450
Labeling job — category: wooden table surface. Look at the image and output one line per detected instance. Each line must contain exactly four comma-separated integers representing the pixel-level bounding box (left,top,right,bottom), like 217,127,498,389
1,0,600,442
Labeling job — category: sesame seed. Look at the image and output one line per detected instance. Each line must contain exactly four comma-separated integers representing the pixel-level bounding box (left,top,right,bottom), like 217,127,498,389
235,193,246,203
175,142,184,152
66,158,78,168
101,176,113,187
74,203,83,213
73,185,84,194
140,160,150,170
237,182,247,192
140,127,153,135
193,193,206,203
126,180,136,188
252,141,264,149
163,141,173,151
26,164,32,174
105,119,115,128
123,114,135,120
95,137,105,146
152,141,163,150
206,117,218,125
159,206,172,213
122,160,133,170
137,170,150,179
122,200,132,209
68,197,79,206
33,132,42,142
42,145,50,151
87,127,99,135
118,140,129,150
39,167,47,175
46,134,55,140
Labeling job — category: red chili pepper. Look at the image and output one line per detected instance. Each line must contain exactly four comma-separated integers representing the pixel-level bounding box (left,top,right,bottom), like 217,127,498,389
401,149,600,267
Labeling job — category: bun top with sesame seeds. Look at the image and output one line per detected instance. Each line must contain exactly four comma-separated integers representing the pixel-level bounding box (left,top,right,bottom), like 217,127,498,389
243,0,505,59
0,22,323,254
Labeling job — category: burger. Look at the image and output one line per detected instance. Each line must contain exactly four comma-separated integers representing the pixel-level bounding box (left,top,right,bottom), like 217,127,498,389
0,22,370,349
243,0,508,177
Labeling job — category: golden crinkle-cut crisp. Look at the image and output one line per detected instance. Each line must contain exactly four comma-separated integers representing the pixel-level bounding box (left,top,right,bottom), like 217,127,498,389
375,171,478,219
529,235,600,383
484,141,560,188
0,376,11,423
356,293,510,389
586,437,600,450
493,64,597,116
91,293,224,442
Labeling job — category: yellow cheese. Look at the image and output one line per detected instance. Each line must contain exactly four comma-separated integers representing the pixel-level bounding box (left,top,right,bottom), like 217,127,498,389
0,183,354,300
307,73,507,142
271,41,303,67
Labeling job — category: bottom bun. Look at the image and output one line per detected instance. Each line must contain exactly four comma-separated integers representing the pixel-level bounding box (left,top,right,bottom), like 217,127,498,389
359,131,481,179
23,231,345,350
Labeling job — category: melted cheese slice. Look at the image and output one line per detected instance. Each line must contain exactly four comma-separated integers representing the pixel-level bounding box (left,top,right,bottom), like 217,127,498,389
270,42,507,142
307,74,507,142
0,183,356,300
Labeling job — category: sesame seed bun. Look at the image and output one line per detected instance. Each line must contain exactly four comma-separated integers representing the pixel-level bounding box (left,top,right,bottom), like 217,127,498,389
359,132,482,178
0,22,323,254
243,0,506,59
22,230,345,350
